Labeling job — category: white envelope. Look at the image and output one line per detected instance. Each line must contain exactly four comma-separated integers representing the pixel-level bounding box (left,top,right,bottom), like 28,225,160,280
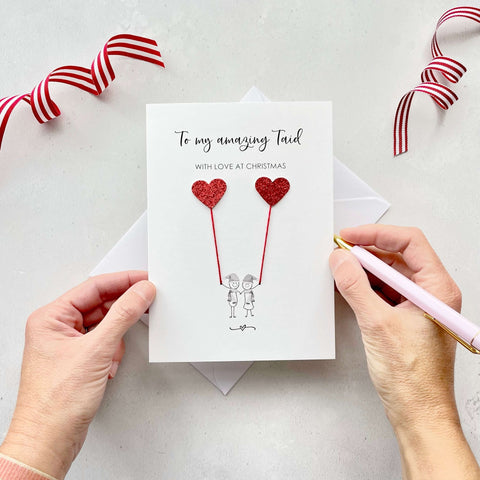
90,87,390,394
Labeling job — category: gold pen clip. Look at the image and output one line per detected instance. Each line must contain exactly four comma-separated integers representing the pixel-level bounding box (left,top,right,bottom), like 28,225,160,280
423,313,480,354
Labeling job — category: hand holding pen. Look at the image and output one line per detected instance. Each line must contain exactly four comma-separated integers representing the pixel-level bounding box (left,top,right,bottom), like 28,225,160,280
329,225,480,479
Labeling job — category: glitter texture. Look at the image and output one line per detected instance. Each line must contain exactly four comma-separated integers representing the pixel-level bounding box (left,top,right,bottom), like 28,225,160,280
255,177,290,206
192,179,227,209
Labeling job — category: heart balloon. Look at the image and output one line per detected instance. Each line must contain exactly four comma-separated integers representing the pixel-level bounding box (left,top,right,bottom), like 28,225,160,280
192,179,227,208
255,177,290,206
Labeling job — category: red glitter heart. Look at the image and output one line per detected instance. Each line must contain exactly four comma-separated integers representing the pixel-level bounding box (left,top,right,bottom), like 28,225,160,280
255,177,290,206
192,179,227,209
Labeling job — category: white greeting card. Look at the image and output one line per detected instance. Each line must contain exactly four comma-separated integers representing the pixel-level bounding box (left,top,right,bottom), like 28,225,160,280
147,102,334,362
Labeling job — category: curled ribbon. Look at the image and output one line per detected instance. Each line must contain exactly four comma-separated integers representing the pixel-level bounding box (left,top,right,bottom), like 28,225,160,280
394,6,480,156
0,34,164,149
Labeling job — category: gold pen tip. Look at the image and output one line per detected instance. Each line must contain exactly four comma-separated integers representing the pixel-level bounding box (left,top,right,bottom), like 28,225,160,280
333,235,353,250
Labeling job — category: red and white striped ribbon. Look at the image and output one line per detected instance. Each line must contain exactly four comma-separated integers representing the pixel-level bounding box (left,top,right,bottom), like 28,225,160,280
431,6,480,59
394,82,458,156
0,34,164,148
394,6,480,156
420,56,466,84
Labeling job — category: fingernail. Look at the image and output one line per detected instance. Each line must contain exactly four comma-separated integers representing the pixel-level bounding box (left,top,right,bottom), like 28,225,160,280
329,250,350,274
109,361,119,379
132,281,156,303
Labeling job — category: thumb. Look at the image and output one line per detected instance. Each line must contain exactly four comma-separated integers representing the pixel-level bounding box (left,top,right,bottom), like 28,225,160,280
329,249,387,319
92,280,156,353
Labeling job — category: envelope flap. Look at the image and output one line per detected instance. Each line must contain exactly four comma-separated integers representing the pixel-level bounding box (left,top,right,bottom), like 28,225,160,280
334,198,390,232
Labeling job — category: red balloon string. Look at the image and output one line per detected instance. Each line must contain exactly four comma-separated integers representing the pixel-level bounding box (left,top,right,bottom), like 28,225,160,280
258,205,272,285
210,207,223,285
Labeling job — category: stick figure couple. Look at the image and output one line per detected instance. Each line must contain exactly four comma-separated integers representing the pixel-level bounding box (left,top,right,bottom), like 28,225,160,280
223,273,259,318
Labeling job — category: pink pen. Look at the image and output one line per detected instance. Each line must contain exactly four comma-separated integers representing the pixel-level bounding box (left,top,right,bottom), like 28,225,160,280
334,235,480,354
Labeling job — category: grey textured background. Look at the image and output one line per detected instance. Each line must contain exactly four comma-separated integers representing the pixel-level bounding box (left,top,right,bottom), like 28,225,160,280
1,1,479,478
